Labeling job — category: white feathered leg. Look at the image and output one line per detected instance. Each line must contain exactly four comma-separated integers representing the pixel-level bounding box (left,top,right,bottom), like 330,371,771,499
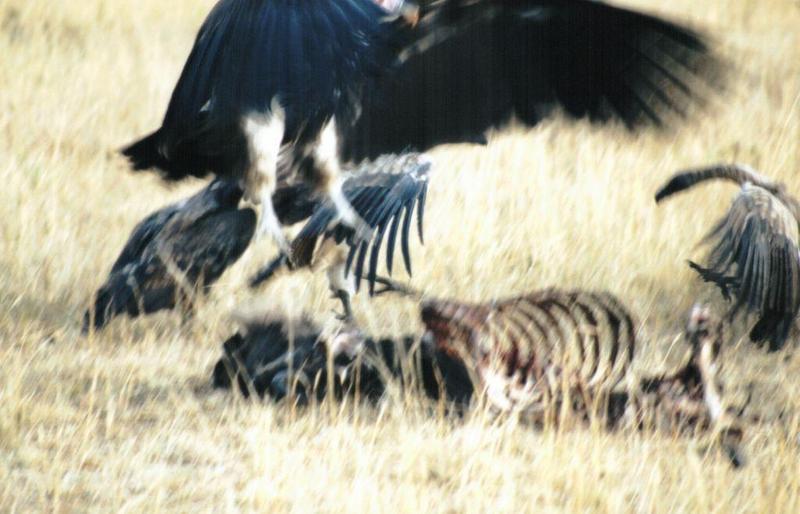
314,118,373,243
242,98,290,254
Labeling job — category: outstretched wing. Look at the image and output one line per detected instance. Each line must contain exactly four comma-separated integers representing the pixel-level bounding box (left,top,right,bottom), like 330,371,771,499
122,0,399,180
291,153,431,293
692,185,800,347
340,0,725,161
655,163,779,203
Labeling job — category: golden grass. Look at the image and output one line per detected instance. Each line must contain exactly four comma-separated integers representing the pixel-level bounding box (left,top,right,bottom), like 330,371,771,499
2,0,800,511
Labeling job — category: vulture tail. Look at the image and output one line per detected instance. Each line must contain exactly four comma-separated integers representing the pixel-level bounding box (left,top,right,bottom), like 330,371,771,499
121,130,168,171
121,129,204,181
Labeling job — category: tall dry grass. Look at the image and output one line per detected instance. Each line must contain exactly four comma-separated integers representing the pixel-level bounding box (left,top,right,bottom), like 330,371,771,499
1,0,799,512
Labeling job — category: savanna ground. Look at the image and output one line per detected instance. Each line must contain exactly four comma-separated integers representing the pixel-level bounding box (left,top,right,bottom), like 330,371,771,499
1,0,800,512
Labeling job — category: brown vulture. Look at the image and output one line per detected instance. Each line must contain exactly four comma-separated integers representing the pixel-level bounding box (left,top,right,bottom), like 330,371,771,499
655,163,800,351
88,153,429,330
84,179,256,332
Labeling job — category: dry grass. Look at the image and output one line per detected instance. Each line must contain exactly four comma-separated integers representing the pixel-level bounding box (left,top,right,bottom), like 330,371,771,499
2,0,800,512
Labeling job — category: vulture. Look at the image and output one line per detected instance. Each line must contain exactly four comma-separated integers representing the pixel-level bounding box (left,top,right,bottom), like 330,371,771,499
87,153,428,330
250,152,431,320
84,179,256,332
212,311,473,405
122,0,726,261
655,163,800,351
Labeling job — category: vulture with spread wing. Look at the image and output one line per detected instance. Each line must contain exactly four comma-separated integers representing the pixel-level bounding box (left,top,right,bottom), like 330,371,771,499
655,164,800,351
251,152,431,320
84,179,256,332
122,0,725,262
341,0,727,161
88,153,429,330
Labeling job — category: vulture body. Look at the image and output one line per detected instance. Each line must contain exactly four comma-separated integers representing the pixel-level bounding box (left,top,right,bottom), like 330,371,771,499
250,152,431,320
212,313,473,405
655,164,800,351
122,0,726,259
84,179,256,332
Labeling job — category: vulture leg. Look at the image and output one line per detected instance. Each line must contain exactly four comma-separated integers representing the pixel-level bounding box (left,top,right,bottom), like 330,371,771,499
333,289,354,322
249,252,291,288
313,119,373,243
242,99,290,255
327,256,356,321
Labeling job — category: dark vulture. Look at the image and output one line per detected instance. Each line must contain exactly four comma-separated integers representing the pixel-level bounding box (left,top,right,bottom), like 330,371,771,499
250,152,431,320
655,163,800,351
122,0,726,260
84,179,256,332
212,312,473,405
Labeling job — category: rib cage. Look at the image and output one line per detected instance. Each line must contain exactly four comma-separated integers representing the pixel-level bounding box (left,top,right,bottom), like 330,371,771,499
420,289,636,412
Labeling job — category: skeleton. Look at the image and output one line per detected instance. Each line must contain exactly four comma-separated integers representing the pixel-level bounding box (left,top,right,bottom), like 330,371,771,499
372,281,750,467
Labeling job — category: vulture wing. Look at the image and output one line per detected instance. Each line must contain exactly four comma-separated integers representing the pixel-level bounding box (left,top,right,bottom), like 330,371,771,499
691,186,800,349
108,206,179,274
253,153,431,293
122,0,400,180
154,207,256,288
340,0,726,161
